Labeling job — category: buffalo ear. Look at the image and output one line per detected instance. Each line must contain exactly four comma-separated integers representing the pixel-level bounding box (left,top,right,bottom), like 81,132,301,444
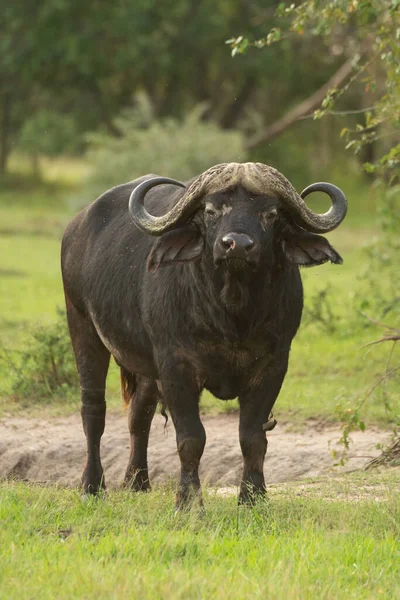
148,225,204,270
283,230,343,266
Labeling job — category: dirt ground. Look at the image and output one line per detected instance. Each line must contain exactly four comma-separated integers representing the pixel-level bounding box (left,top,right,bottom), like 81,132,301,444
0,411,392,488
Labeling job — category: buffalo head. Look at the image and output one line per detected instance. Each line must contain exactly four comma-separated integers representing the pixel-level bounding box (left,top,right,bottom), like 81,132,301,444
128,162,346,273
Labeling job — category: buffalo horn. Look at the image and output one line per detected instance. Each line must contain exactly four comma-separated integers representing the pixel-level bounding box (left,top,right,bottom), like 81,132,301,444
128,164,348,236
297,182,347,233
128,177,192,235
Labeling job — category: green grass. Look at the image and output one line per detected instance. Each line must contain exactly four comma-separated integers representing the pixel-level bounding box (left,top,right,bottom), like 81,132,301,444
0,159,398,426
1,469,399,599
0,211,65,334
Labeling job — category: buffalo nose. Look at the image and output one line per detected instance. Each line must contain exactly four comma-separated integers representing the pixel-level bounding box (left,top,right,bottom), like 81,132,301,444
221,233,254,254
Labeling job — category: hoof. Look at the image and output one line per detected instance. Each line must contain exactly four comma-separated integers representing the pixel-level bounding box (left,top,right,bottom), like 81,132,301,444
82,464,106,496
238,485,267,506
174,501,205,517
124,469,151,492
175,487,203,513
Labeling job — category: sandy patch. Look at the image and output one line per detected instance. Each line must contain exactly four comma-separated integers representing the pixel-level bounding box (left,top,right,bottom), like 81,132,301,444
0,411,391,488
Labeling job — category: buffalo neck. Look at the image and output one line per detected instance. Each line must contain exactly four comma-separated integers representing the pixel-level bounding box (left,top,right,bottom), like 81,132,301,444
188,254,286,340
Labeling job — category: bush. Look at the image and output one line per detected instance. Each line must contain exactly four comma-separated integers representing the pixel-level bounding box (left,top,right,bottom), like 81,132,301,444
82,93,246,202
2,310,78,405
333,186,400,461
302,284,342,335
357,185,400,323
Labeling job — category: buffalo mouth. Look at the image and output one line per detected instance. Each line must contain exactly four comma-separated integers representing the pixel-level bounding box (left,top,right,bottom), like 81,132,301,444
222,257,254,272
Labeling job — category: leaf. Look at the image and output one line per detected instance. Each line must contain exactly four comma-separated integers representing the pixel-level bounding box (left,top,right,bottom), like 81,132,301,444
363,162,375,173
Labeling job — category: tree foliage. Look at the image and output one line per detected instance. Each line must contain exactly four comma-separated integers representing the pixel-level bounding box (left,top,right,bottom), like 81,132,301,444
228,0,400,183
84,95,245,201
1,0,353,176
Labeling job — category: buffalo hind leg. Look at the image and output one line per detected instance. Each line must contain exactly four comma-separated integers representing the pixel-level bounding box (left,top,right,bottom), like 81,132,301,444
238,364,287,505
65,295,110,495
123,373,158,491
159,361,205,510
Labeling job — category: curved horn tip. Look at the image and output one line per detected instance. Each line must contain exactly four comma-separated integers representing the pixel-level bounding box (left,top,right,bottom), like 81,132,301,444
299,181,348,232
128,176,195,236
301,181,347,201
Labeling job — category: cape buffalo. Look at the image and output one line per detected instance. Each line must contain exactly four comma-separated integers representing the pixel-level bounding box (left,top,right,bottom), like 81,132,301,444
61,162,347,506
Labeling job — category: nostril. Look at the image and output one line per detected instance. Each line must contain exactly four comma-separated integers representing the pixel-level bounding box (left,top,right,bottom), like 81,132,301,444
221,235,235,249
221,233,255,252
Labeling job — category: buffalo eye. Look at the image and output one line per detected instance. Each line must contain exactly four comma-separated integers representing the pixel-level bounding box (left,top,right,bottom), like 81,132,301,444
204,203,220,218
261,208,278,226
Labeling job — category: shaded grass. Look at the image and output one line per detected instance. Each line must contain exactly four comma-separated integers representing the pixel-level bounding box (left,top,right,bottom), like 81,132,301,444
0,469,399,599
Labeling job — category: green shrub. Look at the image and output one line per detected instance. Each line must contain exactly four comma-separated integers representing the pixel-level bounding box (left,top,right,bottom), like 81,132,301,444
82,94,246,202
2,310,78,405
333,185,400,460
357,185,400,322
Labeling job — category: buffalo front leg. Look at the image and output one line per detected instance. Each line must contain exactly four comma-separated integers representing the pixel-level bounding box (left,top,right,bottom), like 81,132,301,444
159,362,205,510
124,374,158,492
81,387,108,495
238,364,287,504
65,296,110,495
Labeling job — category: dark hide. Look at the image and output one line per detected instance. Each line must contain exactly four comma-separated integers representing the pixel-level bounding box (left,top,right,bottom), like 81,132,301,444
61,175,342,506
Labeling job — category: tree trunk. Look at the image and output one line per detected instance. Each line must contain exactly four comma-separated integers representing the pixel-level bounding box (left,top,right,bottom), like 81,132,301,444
31,151,41,180
89,79,122,138
219,76,257,129
245,59,355,151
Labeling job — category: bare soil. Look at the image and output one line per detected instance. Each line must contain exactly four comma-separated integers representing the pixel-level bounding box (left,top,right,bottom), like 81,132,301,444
0,411,391,488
